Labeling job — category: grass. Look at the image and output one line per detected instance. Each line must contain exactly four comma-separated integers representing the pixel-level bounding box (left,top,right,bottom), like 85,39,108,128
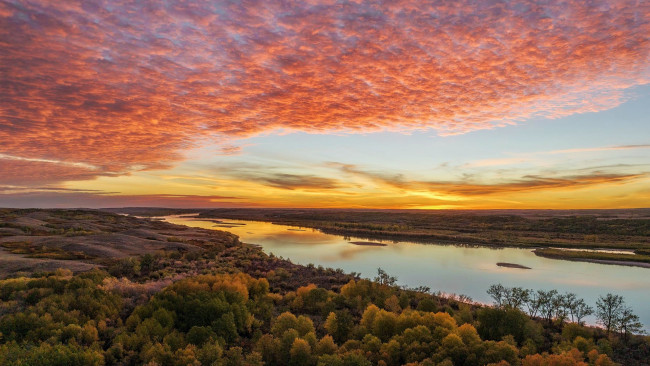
0,241,95,260
166,236,186,243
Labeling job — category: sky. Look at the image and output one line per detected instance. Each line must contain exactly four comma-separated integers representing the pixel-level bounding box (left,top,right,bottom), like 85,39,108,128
1,0,649,209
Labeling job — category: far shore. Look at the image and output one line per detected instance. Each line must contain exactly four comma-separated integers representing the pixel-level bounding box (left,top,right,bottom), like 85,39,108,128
163,213,650,269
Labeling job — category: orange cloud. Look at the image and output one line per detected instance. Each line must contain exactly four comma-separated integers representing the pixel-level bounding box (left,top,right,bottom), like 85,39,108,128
242,173,343,190
1,0,649,185
0,159,109,185
330,162,647,196
420,174,646,196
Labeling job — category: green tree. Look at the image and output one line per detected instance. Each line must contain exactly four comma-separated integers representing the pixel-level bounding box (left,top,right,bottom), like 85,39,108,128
374,268,397,286
487,284,506,308
573,299,593,326
504,287,530,311
538,289,559,322
324,310,354,344
477,307,530,344
289,338,313,366
186,326,216,346
596,294,624,336
617,307,644,342
525,290,542,318
315,335,337,355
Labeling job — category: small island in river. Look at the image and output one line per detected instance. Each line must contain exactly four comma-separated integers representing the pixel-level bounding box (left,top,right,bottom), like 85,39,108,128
497,262,531,269
349,241,388,247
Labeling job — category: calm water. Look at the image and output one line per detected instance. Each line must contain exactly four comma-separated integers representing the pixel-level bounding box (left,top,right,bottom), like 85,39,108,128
165,215,650,331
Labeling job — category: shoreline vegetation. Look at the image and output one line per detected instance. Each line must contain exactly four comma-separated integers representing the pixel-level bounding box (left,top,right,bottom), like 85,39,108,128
0,209,649,365
533,248,650,268
113,207,650,268
191,209,649,247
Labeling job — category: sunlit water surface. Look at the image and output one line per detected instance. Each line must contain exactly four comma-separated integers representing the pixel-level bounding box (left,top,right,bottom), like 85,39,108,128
165,215,650,331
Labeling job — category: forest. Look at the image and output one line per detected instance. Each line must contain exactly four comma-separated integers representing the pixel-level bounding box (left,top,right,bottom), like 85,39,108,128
0,209,649,365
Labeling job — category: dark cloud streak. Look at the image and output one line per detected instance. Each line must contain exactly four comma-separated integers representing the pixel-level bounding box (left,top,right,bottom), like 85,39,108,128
0,192,244,209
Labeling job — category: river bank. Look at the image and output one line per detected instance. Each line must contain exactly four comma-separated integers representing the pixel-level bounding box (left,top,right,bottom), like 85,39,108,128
179,208,650,253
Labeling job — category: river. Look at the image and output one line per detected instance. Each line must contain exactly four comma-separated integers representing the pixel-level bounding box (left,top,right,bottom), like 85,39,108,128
164,215,650,331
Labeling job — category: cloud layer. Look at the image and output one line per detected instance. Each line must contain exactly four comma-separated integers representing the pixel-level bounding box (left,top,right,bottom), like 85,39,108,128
1,0,649,185
329,162,647,196
0,191,243,209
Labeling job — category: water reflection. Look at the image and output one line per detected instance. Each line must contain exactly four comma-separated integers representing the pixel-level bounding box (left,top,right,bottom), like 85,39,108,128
164,215,650,331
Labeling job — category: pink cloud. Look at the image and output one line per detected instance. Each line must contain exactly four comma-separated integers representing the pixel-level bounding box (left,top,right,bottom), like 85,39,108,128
0,0,648,184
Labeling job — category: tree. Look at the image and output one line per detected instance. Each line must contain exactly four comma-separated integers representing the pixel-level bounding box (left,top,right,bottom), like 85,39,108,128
476,307,530,344
372,311,398,342
384,295,401,313
504,287,530,310
537,290,558,322
487,284,506,308
572,299,593,326
552,293,569,321
564,293,578,322
289,338,313,366
324,310,354,344
315,335,337,355
271,312,314,338
617,307,644,342
341,352,372,366
595,294,624,336
187,326,216,346
196,342,223,365
374,268,397,286
525,290,542,318
417,298,438,313
256,334,281,365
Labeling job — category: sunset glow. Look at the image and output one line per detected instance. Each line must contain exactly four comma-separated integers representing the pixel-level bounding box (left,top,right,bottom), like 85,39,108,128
1,0,649,208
